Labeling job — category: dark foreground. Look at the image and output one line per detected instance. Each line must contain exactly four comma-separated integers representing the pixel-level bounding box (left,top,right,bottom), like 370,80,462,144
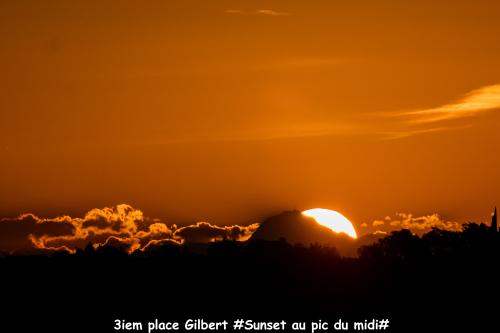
1,226,499,332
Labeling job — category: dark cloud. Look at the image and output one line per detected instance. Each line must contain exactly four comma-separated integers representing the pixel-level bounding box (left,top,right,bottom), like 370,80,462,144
142,239,182,253
174,222,259,243
0,214,75,252
0,204,258,254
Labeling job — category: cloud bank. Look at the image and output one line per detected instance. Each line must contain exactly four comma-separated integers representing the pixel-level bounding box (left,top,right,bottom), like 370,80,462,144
0,204,258,254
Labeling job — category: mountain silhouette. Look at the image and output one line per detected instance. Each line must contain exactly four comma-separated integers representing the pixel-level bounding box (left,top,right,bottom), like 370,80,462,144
250,210,359,255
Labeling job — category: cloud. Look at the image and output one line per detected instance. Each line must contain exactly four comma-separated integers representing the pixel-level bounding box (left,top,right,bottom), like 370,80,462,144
0,214,75,253
398,84,500,124
0,204,259,254
149,85,495,143
174,222,259,243
142,238,182,252
364,213,463,236
256,9,290,16
372,84,500,139
394,213,463,232
380,127,449,140
224,9,291,16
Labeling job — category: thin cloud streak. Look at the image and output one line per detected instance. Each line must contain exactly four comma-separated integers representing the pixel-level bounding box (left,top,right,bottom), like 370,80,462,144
139,122,371,147
398,84,500,124
374,84,500,138
256,9,290,16
379,126,471,140
224,9,291,16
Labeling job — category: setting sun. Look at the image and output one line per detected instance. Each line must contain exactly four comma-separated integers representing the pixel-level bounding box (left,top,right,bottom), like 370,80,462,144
302,208,358,239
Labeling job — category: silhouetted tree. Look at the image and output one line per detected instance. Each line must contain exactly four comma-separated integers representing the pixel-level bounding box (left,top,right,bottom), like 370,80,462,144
358,229,428,260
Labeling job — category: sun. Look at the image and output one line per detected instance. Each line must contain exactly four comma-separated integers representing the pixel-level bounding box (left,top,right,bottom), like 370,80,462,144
302,208,358,239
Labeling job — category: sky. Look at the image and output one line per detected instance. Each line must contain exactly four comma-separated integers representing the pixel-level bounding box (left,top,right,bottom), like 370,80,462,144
1,0,500,230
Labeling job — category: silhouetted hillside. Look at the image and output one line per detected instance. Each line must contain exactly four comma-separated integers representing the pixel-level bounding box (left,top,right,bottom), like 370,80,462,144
250,210,361,255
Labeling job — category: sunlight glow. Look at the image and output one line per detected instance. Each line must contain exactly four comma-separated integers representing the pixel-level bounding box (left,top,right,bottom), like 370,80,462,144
302,208,358,239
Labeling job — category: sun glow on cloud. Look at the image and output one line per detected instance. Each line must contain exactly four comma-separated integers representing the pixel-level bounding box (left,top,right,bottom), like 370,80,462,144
399,84,500,123
302,208,358,238
0,205,260,254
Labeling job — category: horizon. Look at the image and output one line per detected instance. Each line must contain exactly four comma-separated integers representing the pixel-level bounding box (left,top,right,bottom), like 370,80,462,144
0,202,496,255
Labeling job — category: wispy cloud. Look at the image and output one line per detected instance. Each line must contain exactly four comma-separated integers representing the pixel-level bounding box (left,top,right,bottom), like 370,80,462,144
398,84,500,124
256,9,290,16
139,121,368,147
364,213,463,236
380,126,458,140
375,84,500,139
224,9,291,16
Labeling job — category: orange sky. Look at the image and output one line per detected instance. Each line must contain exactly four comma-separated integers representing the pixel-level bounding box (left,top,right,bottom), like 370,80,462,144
1,0,500,227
